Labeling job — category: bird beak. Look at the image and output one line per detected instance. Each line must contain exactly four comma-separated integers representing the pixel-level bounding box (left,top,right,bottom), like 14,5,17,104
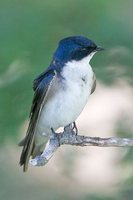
96,46,104,51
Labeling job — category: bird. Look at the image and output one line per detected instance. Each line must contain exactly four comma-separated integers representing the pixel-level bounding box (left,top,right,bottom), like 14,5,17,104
19,35,104,172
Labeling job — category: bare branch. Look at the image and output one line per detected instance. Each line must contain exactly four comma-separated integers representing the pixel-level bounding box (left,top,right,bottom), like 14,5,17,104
30,129,133,167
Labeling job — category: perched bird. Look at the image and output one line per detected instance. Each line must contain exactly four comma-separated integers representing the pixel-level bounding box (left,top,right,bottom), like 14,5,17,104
19,36,104,171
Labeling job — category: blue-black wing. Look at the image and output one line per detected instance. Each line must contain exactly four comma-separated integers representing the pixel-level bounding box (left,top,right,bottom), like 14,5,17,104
19,69,57,172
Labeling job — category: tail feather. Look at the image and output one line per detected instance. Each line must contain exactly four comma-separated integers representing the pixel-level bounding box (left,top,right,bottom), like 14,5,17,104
19,135,47,172
19,134,35,172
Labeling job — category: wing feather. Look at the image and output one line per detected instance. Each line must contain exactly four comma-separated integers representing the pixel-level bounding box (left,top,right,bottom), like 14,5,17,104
19,70,57,172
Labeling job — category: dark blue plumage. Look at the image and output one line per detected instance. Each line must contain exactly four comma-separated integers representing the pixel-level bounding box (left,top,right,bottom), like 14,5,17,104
53,36,97,63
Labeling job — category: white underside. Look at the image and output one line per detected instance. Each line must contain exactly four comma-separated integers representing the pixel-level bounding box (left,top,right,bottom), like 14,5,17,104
36,54,95,145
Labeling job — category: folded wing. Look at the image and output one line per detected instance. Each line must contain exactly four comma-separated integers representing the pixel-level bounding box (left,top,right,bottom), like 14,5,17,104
19,69,57,172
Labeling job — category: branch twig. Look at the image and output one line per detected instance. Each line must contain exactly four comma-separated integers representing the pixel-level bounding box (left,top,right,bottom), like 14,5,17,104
30,128,133,167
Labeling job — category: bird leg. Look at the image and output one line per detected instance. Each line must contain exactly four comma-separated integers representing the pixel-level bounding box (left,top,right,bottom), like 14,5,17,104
72,122,78,135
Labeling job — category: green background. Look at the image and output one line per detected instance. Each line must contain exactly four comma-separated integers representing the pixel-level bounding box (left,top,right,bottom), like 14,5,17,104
0,0,133,199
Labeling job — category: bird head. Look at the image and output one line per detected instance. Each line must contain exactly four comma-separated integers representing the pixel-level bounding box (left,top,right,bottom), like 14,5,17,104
53,36,104,64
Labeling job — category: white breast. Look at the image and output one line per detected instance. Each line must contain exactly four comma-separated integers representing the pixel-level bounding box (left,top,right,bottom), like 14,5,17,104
38,55,94,133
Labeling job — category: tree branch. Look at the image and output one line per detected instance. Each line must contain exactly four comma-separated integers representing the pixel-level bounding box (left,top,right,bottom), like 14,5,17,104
30,128,133,167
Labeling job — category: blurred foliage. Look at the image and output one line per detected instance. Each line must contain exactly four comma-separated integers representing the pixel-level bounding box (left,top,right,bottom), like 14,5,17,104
0,0,133,199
